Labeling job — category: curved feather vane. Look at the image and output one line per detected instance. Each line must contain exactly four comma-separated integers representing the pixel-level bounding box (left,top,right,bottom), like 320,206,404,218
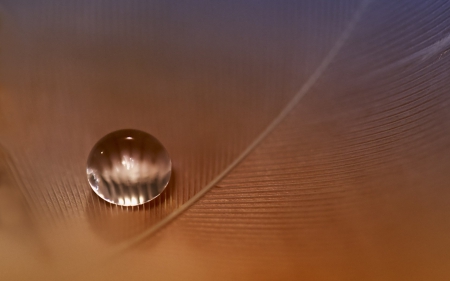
112,0,372,252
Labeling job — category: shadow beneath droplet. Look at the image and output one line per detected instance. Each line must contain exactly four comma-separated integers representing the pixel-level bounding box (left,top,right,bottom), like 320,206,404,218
85,169,177,244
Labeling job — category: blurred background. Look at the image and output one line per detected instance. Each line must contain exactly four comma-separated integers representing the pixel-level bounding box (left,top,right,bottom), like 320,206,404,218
1,0,450,280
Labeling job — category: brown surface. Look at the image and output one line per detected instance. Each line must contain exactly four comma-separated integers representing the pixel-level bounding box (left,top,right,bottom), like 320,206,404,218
1,0,450,280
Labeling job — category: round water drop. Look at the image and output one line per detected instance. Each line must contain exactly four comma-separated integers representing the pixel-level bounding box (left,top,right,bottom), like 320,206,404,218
86,129,171,206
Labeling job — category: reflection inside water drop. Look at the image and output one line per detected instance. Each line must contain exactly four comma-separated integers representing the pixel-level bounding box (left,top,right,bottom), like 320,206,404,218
86,129,171,206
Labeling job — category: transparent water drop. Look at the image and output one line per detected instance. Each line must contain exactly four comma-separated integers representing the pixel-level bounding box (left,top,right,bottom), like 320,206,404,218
86,129,171,206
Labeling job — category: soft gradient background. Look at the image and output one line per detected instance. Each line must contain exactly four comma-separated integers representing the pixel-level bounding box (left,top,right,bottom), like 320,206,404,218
1,0,450,280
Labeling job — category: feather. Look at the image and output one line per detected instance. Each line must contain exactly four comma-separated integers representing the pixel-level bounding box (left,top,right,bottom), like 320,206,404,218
1,0,450,280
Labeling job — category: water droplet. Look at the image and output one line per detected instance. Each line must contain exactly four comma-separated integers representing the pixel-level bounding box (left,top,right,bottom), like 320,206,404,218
86,129,171,206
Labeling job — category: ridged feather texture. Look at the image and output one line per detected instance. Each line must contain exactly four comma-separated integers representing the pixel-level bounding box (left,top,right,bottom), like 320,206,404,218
1,0,450,280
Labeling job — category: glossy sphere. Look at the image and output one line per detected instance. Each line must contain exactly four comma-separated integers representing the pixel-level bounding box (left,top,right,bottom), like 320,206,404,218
87,129,171,206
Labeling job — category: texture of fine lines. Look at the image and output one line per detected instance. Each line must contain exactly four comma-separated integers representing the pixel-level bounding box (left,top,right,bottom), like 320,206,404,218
114,0,373,252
